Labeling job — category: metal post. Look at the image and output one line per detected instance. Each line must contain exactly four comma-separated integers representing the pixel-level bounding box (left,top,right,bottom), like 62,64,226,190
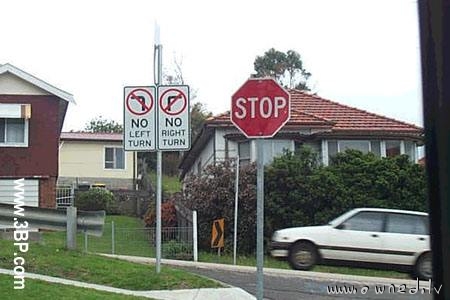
233,156,239,265
66,206,77,250
193,210,198,262
156,150,162,273
256,139,264,300
154,24,163,273
111,221,115,255
84,230,88,253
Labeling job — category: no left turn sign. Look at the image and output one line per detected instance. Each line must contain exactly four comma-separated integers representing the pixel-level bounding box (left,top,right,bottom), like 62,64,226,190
126,88,154,116
124,86,156,151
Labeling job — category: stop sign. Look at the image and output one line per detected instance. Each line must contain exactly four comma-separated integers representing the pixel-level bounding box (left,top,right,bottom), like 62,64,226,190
231,78,290,138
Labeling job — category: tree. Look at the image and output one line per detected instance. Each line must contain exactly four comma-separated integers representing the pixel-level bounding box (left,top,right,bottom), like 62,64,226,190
181,161,257,253
84,116,123,133
253,48,312,90
191,102,212,140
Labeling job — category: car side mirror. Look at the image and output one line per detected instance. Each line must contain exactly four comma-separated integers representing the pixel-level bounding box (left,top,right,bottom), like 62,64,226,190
336,223,346,230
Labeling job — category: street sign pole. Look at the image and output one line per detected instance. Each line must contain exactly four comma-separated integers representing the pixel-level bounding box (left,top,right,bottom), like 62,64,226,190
233,155,239,265
230,78,290,300
154,24,162,274
256,139,264,300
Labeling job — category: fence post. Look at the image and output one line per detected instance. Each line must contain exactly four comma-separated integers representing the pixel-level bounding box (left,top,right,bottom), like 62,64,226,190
111,221,115,255
84,230,88,253
193,210,198,262
66,206,77,250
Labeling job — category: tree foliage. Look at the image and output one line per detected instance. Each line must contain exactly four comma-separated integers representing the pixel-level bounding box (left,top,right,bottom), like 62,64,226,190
191,102,212,140
179,148,427,254
265,148,428,237
85,116,123,133
253,48,312,90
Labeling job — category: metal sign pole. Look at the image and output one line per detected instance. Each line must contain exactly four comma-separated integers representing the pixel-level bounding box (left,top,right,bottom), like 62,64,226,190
256,139,264,300
233,155,239,265
154,23,162,274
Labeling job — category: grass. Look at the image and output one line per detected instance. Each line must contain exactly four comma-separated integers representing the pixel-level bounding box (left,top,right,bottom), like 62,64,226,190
0,215,221,291
199,251,410,279
0,274,150,300
149,171,182,194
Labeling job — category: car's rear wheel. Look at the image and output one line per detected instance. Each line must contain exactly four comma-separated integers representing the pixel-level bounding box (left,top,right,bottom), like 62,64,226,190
413,252,432,280
288,241,318,270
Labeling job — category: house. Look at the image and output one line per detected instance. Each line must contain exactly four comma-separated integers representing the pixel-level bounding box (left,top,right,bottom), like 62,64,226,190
180,89,423,178
0,63,75,208
58,132,137,190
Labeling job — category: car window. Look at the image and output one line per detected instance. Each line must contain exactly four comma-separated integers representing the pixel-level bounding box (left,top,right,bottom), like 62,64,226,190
340,211,384,232
386,213,428,235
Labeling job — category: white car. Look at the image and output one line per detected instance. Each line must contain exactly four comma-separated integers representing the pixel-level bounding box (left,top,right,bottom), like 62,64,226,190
270,208,432,279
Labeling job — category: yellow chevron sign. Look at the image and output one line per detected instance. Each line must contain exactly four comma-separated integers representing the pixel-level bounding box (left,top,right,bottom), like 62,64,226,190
211,218,224,248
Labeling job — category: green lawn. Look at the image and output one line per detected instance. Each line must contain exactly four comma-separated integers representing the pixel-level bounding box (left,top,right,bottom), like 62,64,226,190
0,274,150,300
149,171,182,194
0,216,221,291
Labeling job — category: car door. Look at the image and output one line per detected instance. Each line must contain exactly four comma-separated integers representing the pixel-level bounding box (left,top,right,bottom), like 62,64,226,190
379,213,430,266
324,211,385,263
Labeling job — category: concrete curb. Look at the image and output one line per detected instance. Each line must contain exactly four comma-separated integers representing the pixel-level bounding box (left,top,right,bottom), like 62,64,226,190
99,253,428,288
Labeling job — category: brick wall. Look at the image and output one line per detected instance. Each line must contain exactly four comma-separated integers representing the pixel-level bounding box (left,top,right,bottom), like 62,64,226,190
39,177,57,208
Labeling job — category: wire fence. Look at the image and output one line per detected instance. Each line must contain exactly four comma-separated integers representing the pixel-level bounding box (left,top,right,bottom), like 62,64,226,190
84,222,195,260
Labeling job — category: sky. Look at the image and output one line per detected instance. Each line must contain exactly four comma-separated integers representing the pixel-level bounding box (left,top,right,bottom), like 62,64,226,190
1,0,422,132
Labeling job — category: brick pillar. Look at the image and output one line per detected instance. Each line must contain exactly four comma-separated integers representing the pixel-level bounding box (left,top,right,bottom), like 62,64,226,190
39,177,57,208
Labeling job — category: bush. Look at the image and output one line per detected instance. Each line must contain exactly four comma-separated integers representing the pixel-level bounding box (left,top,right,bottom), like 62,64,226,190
162,240,192,260
265,148,428,236
180,160,257,254
75,188,115,213
144,200,177,227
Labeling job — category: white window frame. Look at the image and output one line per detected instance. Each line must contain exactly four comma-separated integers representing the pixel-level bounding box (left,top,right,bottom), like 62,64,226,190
104,146,126,170
0,118,29,147
323,139,416,165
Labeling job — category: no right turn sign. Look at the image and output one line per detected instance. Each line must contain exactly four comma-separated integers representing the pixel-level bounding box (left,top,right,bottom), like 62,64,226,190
157,85,190,151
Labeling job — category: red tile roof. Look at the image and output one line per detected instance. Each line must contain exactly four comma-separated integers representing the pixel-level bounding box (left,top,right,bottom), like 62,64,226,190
208,90,422,134
60,132,123,141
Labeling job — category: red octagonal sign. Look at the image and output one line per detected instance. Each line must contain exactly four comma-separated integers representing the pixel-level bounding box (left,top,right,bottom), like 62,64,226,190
231,78,290,138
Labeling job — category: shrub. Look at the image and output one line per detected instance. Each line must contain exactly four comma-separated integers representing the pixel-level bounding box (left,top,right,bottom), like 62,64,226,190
144,200,177,227
75,188,115,213
162,240,192,260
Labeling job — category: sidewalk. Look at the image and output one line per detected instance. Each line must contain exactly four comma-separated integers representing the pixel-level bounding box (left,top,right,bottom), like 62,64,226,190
0,268,255,300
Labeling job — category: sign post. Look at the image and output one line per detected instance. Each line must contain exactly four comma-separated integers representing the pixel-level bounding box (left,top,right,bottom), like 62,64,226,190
231,78,290,300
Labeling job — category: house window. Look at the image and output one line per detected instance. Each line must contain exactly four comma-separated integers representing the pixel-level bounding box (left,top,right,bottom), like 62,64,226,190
104,147,125,169
339,140,370,153
386,140,401,157
0,118,28,147
238,141,251,166
404,141,416,161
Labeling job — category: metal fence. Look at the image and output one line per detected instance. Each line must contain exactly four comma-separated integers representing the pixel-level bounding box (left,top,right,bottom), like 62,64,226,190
84,222,196,260
56,185,74,209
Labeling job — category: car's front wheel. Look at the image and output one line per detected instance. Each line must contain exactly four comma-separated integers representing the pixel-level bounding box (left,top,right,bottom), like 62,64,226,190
414,252,432,280
288,241,318,270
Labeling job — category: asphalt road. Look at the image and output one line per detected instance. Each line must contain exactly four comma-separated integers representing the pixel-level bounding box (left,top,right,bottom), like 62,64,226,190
179,267,434,300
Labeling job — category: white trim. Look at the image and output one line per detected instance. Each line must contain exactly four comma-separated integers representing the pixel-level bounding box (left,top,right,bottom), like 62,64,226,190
380,141,387,157
0,118,29,147
0,64,75,104
322,140,329,166
400,140,405,154
103,146,126,171
414,143,419,163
